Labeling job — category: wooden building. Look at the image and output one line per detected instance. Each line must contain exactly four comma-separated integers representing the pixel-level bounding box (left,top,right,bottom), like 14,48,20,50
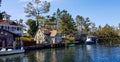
0,12,23,48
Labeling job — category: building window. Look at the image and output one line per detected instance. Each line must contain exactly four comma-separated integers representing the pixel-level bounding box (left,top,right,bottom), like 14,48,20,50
12,27,14,31
1,26,3,29
19,28,22,31
5,26,7,29
8,26,9,30
17,27,19,31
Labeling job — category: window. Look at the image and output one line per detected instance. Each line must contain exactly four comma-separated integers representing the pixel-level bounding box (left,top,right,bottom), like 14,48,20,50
8,26,9,29
12,27,14,31
5,26,7,29
17,27,19,31
1,26,3,29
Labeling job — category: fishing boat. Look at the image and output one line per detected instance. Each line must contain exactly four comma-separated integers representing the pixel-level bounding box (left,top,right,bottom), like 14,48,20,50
85,36,98,44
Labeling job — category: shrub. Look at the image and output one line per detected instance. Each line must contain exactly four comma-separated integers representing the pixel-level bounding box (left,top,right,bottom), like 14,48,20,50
20,36,36,46
62,37,74,43
98,37,120,44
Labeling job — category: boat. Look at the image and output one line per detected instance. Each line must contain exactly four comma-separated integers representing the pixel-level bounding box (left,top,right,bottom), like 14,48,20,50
85,36,98,44
0,40,25,56
0,47,25,56
68,44,75,47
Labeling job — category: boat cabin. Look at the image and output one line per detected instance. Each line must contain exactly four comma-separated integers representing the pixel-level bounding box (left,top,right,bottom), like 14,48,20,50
85,36,98,44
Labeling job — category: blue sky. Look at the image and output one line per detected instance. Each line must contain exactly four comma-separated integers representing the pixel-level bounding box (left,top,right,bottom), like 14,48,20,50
1,0,120,27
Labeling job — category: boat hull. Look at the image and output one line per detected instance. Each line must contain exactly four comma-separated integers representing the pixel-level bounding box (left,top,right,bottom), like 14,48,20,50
0,49,25,56
85,42,95,44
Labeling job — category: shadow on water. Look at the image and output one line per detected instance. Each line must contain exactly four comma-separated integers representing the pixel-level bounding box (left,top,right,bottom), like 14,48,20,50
1,44,120,62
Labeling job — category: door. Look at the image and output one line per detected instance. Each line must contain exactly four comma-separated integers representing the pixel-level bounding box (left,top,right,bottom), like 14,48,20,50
0,37,6,48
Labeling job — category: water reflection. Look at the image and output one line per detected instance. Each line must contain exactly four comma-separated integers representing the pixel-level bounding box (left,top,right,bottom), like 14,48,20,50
1,45,120,62
0,53,26,62
74,45,92,62
27,48,75,62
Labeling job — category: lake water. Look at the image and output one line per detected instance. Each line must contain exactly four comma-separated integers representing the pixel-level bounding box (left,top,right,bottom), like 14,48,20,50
0,44,120,62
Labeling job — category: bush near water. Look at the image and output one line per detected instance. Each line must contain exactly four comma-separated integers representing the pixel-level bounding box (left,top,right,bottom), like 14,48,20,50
20,36,36,46
98,37,120,44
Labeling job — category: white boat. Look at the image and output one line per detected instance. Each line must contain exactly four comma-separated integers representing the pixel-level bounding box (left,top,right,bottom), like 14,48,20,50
85,36,98,44
0,47,25,56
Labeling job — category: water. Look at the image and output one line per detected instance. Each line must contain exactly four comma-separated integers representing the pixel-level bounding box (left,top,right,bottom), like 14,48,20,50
1,45,120,62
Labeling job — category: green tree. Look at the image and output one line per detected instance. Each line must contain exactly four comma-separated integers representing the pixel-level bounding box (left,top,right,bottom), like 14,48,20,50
19,19,23,24
44,15,56,29
90,23,97,35
83,17,91,33
26,19,37,37
37,16,45,26
24,0,50,27
95,25,102,36
96,24,117,38
59,10,76,36
76,15,84,32
53,8,61,30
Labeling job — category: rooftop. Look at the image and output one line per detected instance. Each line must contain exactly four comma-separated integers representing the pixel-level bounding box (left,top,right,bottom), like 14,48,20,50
0,20,22,27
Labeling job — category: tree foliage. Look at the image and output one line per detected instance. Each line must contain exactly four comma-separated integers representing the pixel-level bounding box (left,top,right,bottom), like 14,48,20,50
59,10,76,35
24,0,50,26
76,15,84,32
52,8,61,30
83,17,91,33
26,19,37,37
75,15,91,34
44,9,76,35
44,15,56,29
95,24,118,38
24,0,50,17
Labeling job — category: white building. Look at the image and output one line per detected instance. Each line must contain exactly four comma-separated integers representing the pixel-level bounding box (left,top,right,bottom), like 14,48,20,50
0,12,23,36
0,12,23,47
